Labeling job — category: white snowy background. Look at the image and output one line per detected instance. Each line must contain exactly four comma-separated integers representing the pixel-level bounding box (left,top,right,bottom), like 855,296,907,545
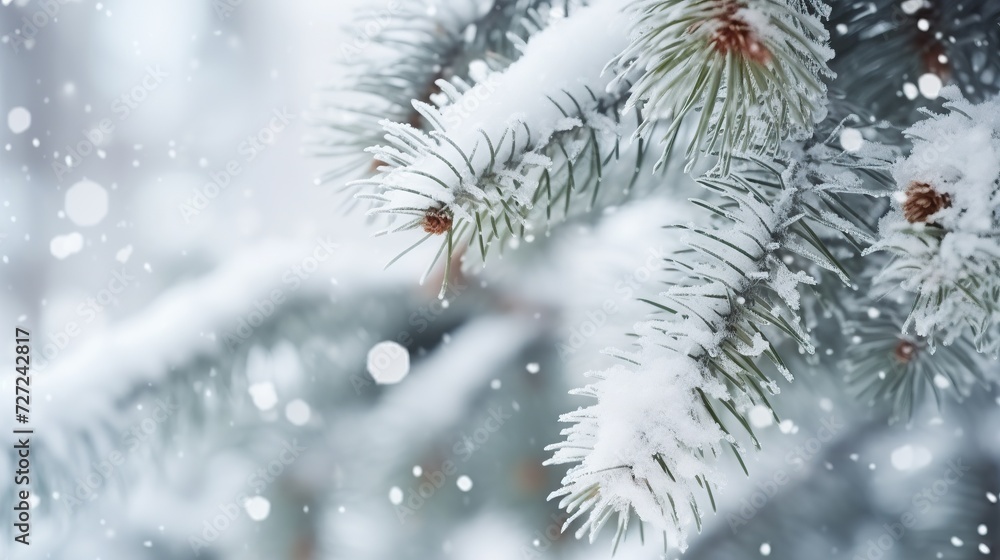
1,1,997,560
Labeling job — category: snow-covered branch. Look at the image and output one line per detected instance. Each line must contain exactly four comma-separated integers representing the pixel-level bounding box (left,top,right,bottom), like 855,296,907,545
545,145,884,549
0,239,407,520
308,0,491,183
613,0,834,173
867,87,1000,354
351,0,640,288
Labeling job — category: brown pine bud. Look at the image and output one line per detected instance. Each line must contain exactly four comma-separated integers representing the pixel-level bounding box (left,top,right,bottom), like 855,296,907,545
903,181,951,224
705,2,772,65
422,207,452,235
893,339,918,364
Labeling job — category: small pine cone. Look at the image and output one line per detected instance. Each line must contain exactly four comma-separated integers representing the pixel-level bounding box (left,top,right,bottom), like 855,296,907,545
903,181,951,224
422,208,452,235
704,2,772,65
893,339,918,364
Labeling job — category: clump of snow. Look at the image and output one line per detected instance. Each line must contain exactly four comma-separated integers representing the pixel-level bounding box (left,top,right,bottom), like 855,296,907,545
388,486,404,505
65,180,109,226
116,244,134,263
248,382,278,411
50,232,84,259
917,73,942,99
840,128,864,152
749,405,775,428
890,444,932,471
7,106,31,134
366,341,410,384
547,356,727,547
243,496,271,521
285,399,311,425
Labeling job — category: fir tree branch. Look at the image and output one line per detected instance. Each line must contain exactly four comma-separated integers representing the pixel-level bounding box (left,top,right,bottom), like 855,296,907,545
353,0,645,295
866,87,1000,354
827,0,1000,124
544,145,881,549
308,0,580,185
611,0,835,174
0,240,403,521
842,314,990,424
